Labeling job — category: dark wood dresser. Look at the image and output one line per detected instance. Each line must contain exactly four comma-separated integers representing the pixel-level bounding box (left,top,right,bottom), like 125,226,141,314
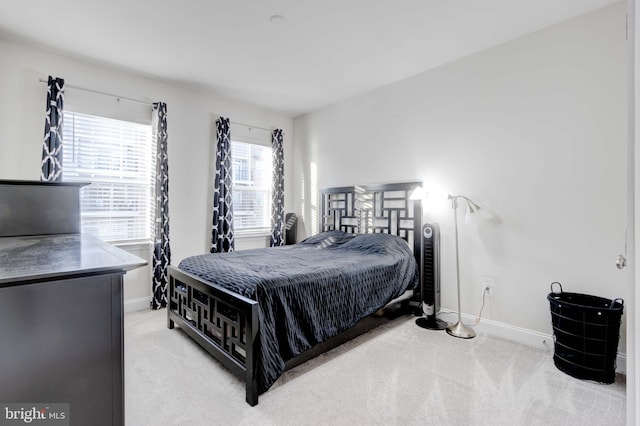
0,180,146,426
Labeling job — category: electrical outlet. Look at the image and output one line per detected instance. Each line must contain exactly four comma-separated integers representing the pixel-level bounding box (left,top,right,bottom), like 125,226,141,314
483,283,495,297
480,276,496,298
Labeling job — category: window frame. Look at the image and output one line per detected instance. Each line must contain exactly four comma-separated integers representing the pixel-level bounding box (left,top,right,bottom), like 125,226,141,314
61,109,155,244
229,130,273,237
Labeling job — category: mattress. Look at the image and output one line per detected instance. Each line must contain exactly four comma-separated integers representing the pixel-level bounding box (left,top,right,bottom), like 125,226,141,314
178,230,419,393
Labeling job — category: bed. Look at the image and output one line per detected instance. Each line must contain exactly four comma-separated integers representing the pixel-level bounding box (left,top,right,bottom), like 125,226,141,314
167,182,424,406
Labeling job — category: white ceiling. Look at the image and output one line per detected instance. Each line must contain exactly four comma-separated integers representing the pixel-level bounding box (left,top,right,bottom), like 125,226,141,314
0,0,620,116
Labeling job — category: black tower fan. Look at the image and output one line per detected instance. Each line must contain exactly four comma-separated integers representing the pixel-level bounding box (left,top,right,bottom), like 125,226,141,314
416,223,447,330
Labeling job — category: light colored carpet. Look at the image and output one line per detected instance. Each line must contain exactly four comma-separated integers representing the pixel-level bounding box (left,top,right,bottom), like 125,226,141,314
124,309,626,426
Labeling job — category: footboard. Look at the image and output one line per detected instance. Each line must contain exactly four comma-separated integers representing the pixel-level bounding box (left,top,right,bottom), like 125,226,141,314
167,265,260,406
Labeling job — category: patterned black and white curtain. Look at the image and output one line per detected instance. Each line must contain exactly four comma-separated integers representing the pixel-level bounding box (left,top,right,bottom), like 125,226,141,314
41,76,65,182
270,129,285,247
152,102,171,310
211,117,235,253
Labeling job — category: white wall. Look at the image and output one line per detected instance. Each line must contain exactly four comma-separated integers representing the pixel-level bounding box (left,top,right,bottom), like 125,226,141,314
0,38,293,307
293,3,628,351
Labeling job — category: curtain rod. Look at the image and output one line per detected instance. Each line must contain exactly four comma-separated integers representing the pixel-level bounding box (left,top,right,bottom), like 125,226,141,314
230,121,274,133
39,78,154,107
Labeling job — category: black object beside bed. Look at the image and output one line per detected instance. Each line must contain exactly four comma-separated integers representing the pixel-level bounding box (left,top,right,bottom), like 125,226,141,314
167,181,424,406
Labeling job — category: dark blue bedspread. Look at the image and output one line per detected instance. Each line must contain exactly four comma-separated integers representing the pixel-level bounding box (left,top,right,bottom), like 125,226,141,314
178,231,418,393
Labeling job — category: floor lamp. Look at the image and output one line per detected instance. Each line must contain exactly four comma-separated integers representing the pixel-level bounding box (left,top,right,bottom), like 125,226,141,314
446,194,483,339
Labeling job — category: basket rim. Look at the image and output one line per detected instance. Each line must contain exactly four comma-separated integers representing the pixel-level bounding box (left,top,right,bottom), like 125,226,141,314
547,292,624,311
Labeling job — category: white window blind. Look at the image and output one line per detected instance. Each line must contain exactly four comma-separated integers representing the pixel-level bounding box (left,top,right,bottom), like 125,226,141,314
231,140,272,233
62,111,155,243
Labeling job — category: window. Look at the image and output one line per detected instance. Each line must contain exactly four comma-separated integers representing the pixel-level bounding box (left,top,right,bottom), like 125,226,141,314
62,111,155,243
231,140,272,233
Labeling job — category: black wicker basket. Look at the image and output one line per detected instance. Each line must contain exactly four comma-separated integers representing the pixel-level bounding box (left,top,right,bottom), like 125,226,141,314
547,282,623,384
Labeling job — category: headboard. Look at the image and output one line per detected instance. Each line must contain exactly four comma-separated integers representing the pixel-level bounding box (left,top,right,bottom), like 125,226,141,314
320,181,423,263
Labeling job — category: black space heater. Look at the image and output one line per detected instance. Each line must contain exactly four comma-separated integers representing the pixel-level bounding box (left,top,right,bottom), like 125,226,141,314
416,223,448,330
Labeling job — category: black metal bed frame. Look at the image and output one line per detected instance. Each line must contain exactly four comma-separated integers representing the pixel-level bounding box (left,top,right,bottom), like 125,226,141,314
167,181,423,406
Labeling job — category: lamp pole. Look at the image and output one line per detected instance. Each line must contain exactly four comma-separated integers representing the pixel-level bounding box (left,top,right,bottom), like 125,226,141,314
446,195,476,339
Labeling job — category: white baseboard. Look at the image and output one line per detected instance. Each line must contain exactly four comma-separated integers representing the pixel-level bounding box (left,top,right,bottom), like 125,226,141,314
124,296,152,313
438,310,626,375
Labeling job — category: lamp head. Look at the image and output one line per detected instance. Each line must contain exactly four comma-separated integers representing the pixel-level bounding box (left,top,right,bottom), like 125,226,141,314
464,202,481,225
410,186,449,201
410,186,426,200
449,195,487,225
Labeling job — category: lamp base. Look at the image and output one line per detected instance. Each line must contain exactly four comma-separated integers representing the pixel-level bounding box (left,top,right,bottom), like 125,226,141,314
446,321,476,339
416,316,448,330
